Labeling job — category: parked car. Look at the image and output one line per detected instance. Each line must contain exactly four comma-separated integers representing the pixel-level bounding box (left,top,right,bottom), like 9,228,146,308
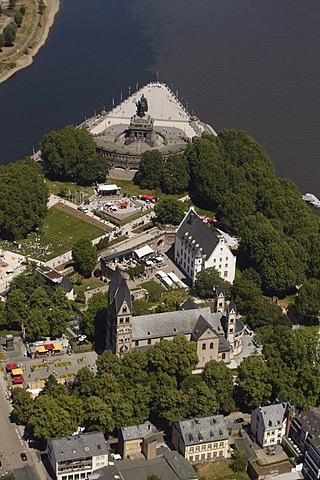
234,417,245,424
20,452,27,461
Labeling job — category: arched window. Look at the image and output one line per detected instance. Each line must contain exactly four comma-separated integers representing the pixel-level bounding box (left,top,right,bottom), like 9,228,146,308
222,353,226,360
210,342,214,349
202,343,206,350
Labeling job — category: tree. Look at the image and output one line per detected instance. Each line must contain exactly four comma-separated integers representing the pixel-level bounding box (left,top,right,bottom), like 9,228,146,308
132,299,150,316
147,335,198,385
161,154,190,194
203,360,235,414
156,289,187,313
238,355,272,409
231,450,248,474
40,125,109,185
9,0,16,9
72,367,97,398
134,150,164,189
12,388,34,425
195,267,224,298
185,381,219,417
0,158,48,240
154,199,185,225
82,396,115,432
28,395,77,440
72,239,97,277
38,0,46,15
14,11,23,27
82,292,108,341
3,22,17,46
0,33,5,51
295,278,320,324
20,5,26,15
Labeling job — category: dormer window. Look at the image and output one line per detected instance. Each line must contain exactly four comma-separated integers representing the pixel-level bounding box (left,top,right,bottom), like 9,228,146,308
123,306,127,313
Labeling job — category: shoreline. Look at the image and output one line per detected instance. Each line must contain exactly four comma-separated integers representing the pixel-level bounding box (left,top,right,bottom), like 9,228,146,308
0,0,60,85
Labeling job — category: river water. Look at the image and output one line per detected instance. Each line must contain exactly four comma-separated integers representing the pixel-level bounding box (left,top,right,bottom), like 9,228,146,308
0,0,320,195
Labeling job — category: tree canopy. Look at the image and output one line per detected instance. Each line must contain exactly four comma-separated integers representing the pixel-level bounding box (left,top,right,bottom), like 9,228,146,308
72,239,97,278
40,125,109,185
195,267,224,299
154,199,185,225
0,157,48,240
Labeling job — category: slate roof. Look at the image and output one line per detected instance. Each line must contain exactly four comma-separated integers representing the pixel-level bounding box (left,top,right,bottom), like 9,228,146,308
173,414,228,446
192,315,217,341
60,276,73,293
115,450,197,480
48,432,108,463
109,269,132,314
179,298,199,311
120,421,152,441
215,285,225,298
176,208,219,258
132,307,212,340
254,403,287,431
293,408,320,449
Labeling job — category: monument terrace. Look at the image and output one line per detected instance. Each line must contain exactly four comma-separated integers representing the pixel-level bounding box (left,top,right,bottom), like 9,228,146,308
85,82,216,179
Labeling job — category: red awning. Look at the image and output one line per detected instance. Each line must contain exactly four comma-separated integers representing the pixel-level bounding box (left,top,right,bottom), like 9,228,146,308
44,344,54,350
6,363,18,372
12,376,24,384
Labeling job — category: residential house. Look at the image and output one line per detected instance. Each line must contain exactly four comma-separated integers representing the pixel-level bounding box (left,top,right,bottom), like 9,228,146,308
119,421,159,460
251,403,288,448
174,207,236,284
89,449,198,480
288,408,320,456
303,438,320,480
172,415,229,464
105,269,245,368
37,265,74,300
47,432,108,480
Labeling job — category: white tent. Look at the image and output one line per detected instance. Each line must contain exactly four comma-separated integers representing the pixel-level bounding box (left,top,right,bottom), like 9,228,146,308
134,245,154,259
97,184,121,195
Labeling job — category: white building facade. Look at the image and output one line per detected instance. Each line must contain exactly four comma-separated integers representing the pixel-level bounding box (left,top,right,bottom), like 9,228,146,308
174,207,236,284
251,403,288,448
47,432,108,480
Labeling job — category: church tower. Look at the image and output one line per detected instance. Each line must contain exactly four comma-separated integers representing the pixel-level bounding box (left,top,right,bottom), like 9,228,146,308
226,299,237,347
215,285,226,313
106,269,133,356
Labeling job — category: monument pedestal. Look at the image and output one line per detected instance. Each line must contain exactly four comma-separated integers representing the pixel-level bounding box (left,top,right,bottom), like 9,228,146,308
125,114,155,146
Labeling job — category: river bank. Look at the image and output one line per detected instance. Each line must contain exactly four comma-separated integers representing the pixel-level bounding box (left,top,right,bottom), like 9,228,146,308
0,0,60,84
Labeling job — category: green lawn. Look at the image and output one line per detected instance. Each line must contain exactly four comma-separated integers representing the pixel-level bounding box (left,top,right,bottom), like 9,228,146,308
45,179,95,204
1,206,105,261
196,460,249,480
111,179,187,202
73,277,105,295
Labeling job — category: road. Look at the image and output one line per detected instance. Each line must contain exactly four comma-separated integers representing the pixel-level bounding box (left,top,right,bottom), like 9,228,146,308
0,370,47,480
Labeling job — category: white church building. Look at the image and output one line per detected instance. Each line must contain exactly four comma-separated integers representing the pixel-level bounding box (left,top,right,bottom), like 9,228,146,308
174,207,236,284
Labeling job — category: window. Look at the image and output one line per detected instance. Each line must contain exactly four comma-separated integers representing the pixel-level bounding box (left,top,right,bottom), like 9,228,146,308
229,328,233,333
125,317,130,323
62,477,67,480
68,475,73,480
195,455,199,462
135,341,139,346
222,353,226,360
219,442,224,448
219,265,222,269
81,474,86,479
120,318,124,324
207,452,211,459
123,306,127,313
202,444,206,451
147,339,151,345
189,456,193,462
226,257,228,260
196,446,200,452
201,453,205,460
208,444,212,450
75,475,79,480
219,451,223,457
213,443,218,449
213,451,217,458
210,342,214,349
225,264,228,268
224,271,228,277
202,343,206,350
189,447,194,453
